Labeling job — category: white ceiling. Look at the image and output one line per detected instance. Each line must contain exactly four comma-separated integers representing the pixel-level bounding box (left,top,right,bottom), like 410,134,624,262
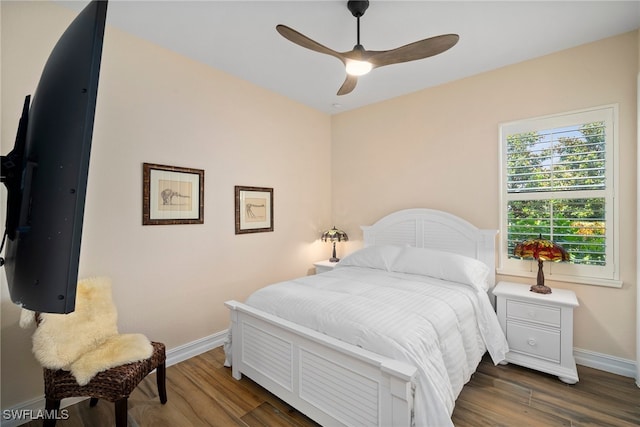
60,1,640,114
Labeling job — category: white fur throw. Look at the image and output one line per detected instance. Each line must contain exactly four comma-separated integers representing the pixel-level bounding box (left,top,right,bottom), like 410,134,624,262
30,277,153,386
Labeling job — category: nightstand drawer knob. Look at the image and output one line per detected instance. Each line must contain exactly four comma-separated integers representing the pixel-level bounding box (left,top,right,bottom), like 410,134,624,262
527,338,537,347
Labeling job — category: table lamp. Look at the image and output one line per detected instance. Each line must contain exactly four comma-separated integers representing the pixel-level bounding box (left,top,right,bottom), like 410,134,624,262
513,234,569,294
321,226,349,262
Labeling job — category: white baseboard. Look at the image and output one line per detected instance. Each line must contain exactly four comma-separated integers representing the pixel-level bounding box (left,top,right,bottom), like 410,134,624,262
165,329,227,367
0,330,227,427
574,347,638,383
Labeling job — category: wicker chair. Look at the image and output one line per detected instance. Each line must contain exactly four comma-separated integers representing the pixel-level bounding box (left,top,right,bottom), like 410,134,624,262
27,277,168,427
42,341,167,427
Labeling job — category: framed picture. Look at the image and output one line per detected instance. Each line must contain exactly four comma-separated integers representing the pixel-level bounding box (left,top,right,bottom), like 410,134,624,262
235,186,273,234
143,163,204,225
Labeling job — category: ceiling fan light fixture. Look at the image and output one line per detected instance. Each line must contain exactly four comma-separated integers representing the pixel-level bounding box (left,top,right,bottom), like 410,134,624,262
345,59,372,76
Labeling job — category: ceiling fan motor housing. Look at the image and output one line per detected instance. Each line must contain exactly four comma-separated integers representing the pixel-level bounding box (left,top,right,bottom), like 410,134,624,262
348,1,369,18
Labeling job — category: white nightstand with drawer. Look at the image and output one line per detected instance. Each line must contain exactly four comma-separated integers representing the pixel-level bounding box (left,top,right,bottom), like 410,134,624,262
493,281,579,384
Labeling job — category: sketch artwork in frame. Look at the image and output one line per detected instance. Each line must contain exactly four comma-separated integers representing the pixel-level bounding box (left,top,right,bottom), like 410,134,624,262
235,186,273,234
143,163,204,225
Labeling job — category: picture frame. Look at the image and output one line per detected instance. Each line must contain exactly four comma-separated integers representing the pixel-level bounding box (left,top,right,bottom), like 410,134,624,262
143,163,204,225
235,186,273,234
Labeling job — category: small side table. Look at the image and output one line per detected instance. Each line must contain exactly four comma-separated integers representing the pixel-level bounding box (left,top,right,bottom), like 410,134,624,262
313,260,338,274
493,281,579,384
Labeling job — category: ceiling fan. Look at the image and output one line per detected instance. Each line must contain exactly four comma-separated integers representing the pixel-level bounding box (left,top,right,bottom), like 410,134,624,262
276,0,459,96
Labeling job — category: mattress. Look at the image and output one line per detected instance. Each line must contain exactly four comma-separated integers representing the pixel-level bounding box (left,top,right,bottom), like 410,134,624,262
242,259,508,427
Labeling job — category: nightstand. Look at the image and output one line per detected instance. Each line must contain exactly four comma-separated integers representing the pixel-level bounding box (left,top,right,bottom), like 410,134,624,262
313,260,338,274
493,281,579,384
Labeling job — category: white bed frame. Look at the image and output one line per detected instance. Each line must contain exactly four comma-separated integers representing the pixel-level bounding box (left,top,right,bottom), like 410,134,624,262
225,209,497,427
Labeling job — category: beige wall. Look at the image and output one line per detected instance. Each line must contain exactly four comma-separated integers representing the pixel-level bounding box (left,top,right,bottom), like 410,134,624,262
1,1,331,408
332,31,638,361
636,28,639,382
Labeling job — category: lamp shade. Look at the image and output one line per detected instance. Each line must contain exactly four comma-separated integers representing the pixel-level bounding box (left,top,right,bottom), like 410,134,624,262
513,235,569,262
321,227,349,243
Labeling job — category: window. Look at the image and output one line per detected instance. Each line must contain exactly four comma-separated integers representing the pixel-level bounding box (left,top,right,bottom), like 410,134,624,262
499,105,620,287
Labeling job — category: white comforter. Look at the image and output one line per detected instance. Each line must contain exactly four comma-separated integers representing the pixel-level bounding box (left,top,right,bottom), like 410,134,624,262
243,266,508,427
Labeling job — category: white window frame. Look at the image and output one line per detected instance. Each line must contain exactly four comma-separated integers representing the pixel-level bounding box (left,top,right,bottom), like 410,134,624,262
498,105,621,288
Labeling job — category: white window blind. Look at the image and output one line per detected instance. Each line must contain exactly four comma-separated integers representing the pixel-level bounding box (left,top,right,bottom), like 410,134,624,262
499,106,619,286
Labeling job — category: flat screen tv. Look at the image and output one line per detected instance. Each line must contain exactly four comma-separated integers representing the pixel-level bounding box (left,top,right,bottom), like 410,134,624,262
0,0,108,313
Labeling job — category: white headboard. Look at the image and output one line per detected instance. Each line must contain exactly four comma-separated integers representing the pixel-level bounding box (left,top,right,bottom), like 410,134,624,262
361,209,498,286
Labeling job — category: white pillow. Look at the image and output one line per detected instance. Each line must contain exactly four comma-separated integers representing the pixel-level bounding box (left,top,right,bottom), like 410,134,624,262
335,245,403,271
390,246,491,291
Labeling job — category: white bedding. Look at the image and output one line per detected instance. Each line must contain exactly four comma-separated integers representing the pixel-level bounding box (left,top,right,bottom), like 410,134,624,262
241,264,508,427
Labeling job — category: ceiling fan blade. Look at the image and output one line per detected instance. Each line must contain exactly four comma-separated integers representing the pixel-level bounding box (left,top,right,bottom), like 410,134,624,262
337,75,358,96
276,24,345,63
367,34,459,68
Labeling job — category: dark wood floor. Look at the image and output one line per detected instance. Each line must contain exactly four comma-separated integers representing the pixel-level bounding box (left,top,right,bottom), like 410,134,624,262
23,346,639,426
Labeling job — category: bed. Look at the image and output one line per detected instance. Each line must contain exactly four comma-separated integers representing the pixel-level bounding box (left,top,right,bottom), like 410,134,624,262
225,208,509,427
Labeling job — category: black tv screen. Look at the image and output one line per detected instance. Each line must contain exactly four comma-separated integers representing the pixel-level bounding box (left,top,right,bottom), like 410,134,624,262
0,0,108,313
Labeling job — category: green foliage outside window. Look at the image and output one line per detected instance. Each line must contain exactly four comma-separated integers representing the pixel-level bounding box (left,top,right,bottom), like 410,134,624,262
506,121,606,266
